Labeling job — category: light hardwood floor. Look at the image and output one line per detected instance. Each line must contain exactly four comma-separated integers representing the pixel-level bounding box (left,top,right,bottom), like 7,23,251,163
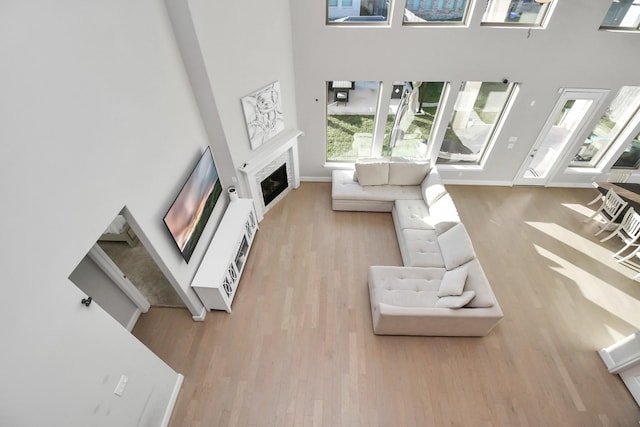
133,183,640,426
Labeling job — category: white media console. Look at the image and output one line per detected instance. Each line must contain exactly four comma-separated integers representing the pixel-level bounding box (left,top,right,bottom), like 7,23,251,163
191,199,258,312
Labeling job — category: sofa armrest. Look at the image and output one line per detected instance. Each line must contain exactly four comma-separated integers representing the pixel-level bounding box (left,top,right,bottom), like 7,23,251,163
421,167,448,206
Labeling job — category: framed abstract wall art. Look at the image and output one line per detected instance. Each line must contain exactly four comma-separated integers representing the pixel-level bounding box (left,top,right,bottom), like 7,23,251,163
241,81,284,150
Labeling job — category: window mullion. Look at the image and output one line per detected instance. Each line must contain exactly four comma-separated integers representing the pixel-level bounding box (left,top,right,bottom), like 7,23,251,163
428,81,460,165
372,82,391,157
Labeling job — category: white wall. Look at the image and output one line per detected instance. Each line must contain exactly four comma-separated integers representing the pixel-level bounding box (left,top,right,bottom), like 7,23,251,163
186,0,299,196
290,0,640,185
0,0,302,423
0,1,207,424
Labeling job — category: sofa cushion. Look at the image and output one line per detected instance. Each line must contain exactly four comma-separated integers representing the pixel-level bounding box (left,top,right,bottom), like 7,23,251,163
400,229,445,268
393,198,460,232
427,194,462,234
332,170,423,204
421,167,447,205
461,259,495,308
369,266,443,308
424,183,448,207
388,159,431,185
394,200,433,230
355,159,389,185
437,223,476,270
437,265,468,297
436,291,476,308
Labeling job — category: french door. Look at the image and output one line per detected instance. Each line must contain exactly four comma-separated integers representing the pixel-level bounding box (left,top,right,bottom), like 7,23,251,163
514,89,609,186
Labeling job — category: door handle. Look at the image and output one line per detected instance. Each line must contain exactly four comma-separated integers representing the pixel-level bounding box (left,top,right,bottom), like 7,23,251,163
81,297,93,307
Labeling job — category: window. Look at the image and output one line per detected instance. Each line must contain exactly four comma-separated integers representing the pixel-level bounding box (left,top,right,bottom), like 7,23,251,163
403,0,471,25
328,0,391,24
481,0,553,26
613,131,640,169
571,86,640,168
437,81,517,165
383,81,446,158
601,0,640,31
326,81,380,161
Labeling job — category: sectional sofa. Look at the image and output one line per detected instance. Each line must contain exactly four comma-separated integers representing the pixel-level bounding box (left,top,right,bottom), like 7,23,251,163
332,158,503,337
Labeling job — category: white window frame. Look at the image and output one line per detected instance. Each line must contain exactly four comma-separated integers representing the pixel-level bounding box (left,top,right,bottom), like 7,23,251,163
402,0,474,27
324,80,451,166
435,81,520,169
480,0,557,28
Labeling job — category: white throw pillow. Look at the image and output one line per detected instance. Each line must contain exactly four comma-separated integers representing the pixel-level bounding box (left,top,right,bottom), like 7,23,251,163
388,160,431,185
354,160,389,186
423,183,447,207
437,223,476,270
437,265,468,297
436,291,475,308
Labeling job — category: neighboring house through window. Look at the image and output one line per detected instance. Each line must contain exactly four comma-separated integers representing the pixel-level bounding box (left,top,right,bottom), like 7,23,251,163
481,0,554,26
328,0,390,23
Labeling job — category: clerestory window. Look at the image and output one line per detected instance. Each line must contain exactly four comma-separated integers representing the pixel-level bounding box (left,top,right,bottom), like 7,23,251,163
403,0,472,25
481,0,554,27
328,0,392,24
600,0,640,31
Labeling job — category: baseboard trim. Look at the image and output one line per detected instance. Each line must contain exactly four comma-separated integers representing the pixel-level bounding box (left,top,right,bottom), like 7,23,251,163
442,179,512,186
192,306,207,321
545,182,594,188
301,176,331,182
126,309,142,332
299,177,597,188
161,373,184,427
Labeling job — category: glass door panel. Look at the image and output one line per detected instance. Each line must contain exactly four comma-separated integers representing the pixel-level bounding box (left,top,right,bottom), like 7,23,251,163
613,131,640,169
514,89,608,186
525,100,593,179
570,86,640,168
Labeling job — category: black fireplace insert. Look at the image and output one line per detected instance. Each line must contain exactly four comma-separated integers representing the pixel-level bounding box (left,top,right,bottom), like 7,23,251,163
261,164,288,206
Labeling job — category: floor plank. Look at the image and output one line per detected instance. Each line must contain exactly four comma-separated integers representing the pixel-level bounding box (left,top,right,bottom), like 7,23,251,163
133,183,640,426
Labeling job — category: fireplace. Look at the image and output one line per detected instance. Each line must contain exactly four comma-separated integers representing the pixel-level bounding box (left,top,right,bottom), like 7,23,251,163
261,164,288,206
238,129,302,222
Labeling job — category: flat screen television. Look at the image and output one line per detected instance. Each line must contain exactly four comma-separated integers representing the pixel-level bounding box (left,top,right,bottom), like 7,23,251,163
163,147,222,263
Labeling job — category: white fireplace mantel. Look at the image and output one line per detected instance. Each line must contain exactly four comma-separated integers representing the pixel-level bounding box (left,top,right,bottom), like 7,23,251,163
238,129,302,222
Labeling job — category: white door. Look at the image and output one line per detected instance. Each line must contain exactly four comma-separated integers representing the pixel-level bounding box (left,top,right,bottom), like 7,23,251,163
514,89,609,186
69,244,150,331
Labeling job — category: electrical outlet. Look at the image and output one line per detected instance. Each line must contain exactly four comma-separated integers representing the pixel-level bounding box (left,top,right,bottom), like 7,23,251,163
507,143,514,149
114,375,128,397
